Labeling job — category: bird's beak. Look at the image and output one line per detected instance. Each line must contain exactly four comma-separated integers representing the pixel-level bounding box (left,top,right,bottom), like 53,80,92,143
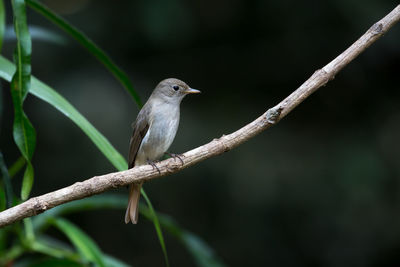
185,88,201,94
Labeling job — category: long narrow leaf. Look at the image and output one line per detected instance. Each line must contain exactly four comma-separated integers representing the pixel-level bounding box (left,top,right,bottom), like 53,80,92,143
49,217,106,267
31,238,81,261
11,0,36,200
25,0,142,107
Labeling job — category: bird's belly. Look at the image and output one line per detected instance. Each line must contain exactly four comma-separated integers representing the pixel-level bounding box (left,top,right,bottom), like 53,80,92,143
135,116,179,165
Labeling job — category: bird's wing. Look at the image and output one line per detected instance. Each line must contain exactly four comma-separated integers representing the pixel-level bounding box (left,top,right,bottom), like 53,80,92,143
128,107,150,169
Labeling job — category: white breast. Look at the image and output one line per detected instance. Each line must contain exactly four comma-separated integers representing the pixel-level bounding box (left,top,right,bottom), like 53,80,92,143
135,101,180,165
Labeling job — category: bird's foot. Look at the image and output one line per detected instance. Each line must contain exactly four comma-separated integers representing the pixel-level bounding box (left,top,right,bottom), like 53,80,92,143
147,160,161,175
164,152,184,166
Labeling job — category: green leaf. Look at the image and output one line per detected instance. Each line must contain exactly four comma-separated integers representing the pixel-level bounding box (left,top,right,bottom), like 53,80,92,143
34,232,129,267
26,0,142,107
20,163,34,200
30,238,81,262
22,241,128,267
11,0,31,100
8,156,26,178
0,151,14,208
11,0,36,200
49,217,106,267
0,0,5,52
23,217,35,243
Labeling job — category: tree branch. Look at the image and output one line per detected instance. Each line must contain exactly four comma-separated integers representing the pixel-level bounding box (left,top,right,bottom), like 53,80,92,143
1,5,399,228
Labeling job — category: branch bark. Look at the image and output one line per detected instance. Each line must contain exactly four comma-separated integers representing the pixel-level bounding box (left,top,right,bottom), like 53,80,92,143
1,5,399,228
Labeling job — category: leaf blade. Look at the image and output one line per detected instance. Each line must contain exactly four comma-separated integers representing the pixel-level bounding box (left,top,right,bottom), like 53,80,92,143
50,217,106,267
10,0,35,200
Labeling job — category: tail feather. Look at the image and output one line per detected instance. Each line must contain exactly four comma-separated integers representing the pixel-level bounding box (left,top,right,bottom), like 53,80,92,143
124,182,143,224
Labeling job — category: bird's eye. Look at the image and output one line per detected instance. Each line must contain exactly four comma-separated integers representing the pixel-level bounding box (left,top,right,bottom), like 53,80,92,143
173,85,179,91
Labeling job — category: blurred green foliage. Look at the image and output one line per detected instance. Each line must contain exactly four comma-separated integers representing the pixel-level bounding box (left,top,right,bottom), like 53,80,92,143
0,0,226,266
0,0,399,266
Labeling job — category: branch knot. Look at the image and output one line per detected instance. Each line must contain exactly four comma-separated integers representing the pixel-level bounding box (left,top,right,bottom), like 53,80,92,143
33,198,49,215
266,106,283,124
370,22,383,35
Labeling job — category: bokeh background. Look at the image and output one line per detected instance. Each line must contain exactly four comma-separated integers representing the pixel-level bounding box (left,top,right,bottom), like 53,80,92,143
1,0,400,266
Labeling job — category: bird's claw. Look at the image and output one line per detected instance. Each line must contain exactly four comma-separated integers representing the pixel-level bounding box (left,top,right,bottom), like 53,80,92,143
147,160,161,175
164,152,184,166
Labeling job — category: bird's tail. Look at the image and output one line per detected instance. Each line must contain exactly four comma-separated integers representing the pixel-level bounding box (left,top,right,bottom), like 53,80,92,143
124,182,143,224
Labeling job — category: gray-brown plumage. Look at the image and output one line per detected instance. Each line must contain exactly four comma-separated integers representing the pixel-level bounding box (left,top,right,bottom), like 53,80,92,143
125,78,200,224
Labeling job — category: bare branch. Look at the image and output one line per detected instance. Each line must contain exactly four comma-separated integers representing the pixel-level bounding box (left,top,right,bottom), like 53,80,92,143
1,5,399,228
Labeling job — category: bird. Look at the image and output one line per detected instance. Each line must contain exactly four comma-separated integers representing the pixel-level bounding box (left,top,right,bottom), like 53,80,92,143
125,78,200,224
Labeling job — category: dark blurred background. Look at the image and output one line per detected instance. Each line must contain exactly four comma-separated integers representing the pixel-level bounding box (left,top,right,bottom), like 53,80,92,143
1,0,400,266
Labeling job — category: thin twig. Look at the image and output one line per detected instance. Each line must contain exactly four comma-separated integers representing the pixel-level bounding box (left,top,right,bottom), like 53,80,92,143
0,5,399,228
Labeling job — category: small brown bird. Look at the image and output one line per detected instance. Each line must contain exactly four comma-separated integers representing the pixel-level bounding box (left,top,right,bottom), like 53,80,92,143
125,78,200,224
